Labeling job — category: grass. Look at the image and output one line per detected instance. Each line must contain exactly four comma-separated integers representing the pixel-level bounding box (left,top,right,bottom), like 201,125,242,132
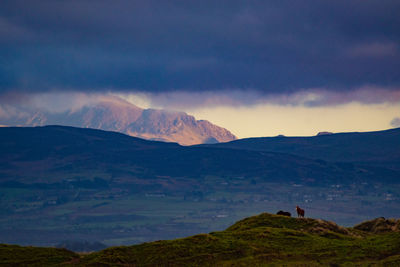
0,244,78,266
76,213,400,266
1,213,400,265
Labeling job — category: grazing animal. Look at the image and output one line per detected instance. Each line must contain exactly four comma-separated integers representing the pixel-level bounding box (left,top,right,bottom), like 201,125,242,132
296,206,305,218
276,210,291,217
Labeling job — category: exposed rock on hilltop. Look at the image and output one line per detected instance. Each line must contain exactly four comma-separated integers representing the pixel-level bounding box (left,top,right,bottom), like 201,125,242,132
126,108,236,145
0,96,236,145
354,217,400,233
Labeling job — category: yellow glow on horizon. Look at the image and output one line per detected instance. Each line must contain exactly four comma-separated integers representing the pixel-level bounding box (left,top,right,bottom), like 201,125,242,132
187,102,400,138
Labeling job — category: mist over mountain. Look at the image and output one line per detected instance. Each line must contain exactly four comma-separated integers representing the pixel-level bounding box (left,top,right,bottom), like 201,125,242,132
0,96,236,145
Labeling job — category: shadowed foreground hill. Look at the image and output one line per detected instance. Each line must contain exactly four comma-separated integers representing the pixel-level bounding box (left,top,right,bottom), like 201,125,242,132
0,244,78,266
3,213,400,266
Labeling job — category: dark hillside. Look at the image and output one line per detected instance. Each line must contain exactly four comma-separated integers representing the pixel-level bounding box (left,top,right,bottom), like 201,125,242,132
0,244,78,266
1,126,400,248
203,127,400,168
0,125,386,184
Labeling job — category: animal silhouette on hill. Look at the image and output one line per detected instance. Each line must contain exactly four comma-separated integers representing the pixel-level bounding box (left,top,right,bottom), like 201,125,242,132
296,206,305,218
276,210,291,217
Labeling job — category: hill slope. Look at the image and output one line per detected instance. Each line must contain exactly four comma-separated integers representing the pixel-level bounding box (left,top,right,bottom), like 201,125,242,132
204,127,400,168
1,126,400,248
77,213,400,266
2,213,400,266
0,96,236,145
0,244,78,266
1,125,383,185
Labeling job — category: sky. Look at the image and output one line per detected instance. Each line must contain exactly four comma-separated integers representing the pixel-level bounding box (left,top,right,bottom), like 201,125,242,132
0,1,400,137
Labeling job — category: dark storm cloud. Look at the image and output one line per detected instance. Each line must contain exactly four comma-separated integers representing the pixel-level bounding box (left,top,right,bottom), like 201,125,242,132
0,0,399,95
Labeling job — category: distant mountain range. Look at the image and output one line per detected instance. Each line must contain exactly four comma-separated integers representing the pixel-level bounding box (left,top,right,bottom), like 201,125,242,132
0,125,359,184
0,96,236,145
203,127,400,169
1,125,399,185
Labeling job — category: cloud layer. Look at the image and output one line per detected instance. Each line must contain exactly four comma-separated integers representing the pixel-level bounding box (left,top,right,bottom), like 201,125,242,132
391,117,400,128
0,0,399,96
1,91,398,138
119,86,400,110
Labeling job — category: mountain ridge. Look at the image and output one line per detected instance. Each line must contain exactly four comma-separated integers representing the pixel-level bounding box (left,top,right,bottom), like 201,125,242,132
2,125,395,185
0,125,354,184
0,96,236,145
202,127,400,166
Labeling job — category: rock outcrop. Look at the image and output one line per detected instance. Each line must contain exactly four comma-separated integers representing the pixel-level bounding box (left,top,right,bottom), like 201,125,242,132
0,96,236,145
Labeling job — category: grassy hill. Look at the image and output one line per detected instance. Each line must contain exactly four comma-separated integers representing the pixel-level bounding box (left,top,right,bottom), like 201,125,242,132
0,244,78,266
2,213,400,266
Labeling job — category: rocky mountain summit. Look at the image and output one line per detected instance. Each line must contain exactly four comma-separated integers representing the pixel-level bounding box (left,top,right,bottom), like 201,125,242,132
0,96,236,145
